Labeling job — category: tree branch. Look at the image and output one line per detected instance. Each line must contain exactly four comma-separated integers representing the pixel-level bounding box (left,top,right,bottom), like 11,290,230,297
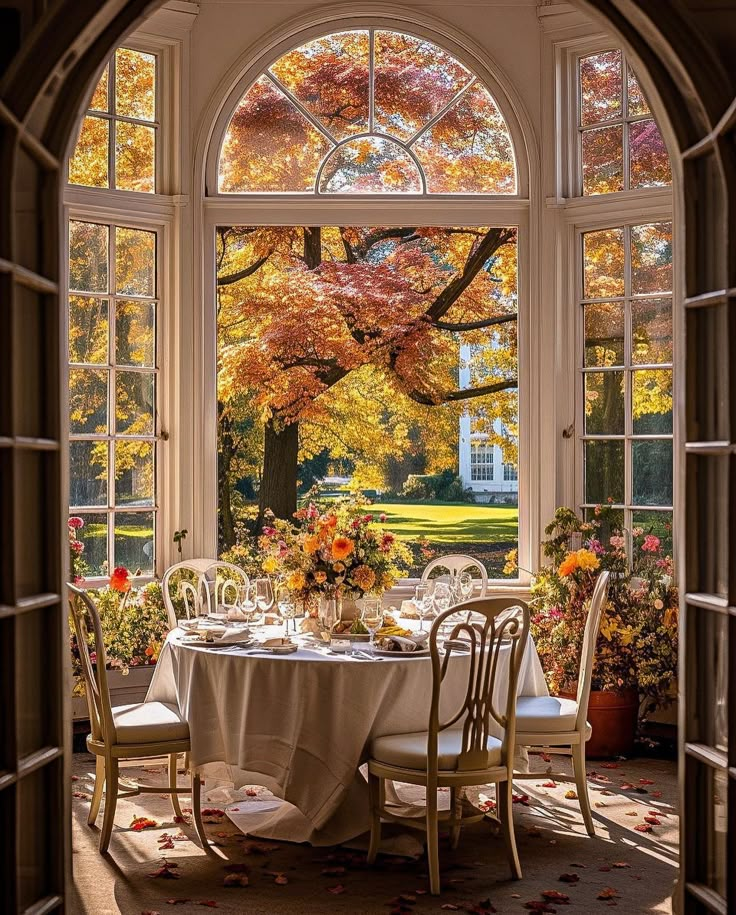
435,313,517,332
217,252,272,286
407,377,517,405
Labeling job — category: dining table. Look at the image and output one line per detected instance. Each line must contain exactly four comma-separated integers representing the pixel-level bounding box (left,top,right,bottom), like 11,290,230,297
146,620,549,846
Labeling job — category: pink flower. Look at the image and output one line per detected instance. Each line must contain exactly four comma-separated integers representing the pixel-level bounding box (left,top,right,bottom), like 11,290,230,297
71,540,84,554
262,526,277,537
609,535,625,549
379,513,387,523
588,538,604,554
68,516,85,529
363,514,373,523
632,527,643,537
642,534,661,553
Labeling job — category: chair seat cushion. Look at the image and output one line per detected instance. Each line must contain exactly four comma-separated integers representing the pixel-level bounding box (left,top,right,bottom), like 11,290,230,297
112,701,190,745
515,695,591,736
370,729,502,771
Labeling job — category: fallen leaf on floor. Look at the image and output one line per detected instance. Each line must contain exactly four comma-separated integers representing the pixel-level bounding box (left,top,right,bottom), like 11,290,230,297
223,873,249,887
264,871,288,885
639,778,655,785
541,781,557,788
513,793,530,805
597,888,620,900
644,816,661,825
173,815,189,824
600,763,620,769
558,873,579,883
625,811,639,816
72,791,91,799
131,816,158,831
440,905,459,911
594,802,607,808
158,840,175,849
244,841,281,855
599,790,613,796
650,791,662,799
649,810,667,817
564,790,577,800
327,885,345,894
542,889,570,903
634,824,653,833
149,862,180,879
611,863,631,869
620,783,635,790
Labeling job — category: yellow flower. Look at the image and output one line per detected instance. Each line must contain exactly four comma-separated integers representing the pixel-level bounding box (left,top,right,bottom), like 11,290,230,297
303,534,320,554
287,570,307,592
262,556,278,574
313,571,327,584
503,548,518,576
381,573,394,590
351,565,376,591
331,536,354,560
575,549,600,571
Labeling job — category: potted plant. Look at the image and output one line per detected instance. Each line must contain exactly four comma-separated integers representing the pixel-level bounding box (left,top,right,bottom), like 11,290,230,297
506,504,678,757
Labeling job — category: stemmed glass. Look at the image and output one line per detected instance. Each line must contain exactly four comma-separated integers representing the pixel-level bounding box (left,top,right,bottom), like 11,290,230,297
237,582,260,624
277,586,296,638
414,582,432,635
255,578,274,619
433,581,452,616
457,571,474,603
361,598,383,656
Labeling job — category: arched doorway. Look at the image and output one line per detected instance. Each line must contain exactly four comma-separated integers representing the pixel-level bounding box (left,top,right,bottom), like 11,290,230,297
0,2,734,911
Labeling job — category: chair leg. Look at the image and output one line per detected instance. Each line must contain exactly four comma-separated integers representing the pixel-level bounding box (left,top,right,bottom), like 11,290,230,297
367,771,382,865
191,771,209,850
98,758,119,854
88,755,105,826
169,754,184,818
449,786,462,850
426,786,441,895
497,779,522,880
572,740,595,836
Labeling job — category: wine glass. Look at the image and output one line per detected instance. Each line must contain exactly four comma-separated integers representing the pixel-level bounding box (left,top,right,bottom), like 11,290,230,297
255,578,274,620
277,586,296,638
414,582,431,634
238,581,259,624
457,571,474,602
361,599,383,656
433,581,452,617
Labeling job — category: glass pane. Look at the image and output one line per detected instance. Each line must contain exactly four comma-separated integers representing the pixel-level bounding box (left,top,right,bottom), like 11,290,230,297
579,50,622,126
69,296,108,364
218,74,333,193
373,30,473,141
584,505,624,544
115,440,154,506
627,67,650,117
585,439,624,503
70,441,108,507
69,221,108,293
632,509,673,559
115,47,156,121
89,63,109,111
632,297,672,364
116,299,155,366
17,763,54,910
691,761,728,899
582,124,624,195
68,115,109,188
584,302,624,366
268,31,369,140
114,511,154,572
632,439,673,505
631,222,672,294
69,368,108,434
413,82,516,194
115,370,154,434
115,226,155,296
629,119,671,188
73,512,109,576
15,609,55,759
115,121,155,193
632,369,673,433
583,228,624,298
584,371,624,434
319,136,422,193
690,607,729,753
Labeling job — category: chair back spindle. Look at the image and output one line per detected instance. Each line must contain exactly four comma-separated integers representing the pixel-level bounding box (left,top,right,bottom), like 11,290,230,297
575,571,611,731
68,584,116,744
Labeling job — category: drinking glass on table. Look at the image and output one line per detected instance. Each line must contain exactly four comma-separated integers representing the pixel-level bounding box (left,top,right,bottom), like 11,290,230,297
277,586,297,637
457,571,474,602
433,581,452,616
238,582,261,625
414,582,432,635
255,578,274,618
361,598,383,656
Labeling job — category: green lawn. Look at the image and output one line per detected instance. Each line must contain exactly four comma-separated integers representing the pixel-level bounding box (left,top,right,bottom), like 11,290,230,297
371,501,518,544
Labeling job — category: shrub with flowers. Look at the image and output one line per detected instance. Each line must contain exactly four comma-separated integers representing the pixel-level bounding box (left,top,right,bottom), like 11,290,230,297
506,504,678,719
258,497,411,604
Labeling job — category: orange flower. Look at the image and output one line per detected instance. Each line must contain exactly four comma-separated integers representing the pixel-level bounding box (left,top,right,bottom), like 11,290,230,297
558,553,579,578
109,566,131,592
313,571,327,584
331,536,354,560
303,534,320,554
351,565,376,591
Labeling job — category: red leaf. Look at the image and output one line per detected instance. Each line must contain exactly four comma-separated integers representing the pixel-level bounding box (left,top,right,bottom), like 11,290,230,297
611,862,631,869
513,793,530,805
634,823,653,833
600,762,620,769
644,816,661,825
651,791,662,799
542,889,570,903
541,781,557,788
558,873,579,883
200,808,225,817
131,816,158,831
223,874,249,887
149,863,180,879
327,885,346,895
649,809,667,817
158,840,175,850
639,778,655,785
173,815,189,824
598,888,620,900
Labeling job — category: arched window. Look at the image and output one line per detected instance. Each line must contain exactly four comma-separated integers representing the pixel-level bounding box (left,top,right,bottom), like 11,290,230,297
217,29,517,195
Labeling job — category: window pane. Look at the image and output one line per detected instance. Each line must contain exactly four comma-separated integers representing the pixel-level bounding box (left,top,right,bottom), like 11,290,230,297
583,228,624,298
689,607,729,753
632,509,673,559
115,48,156,121
579,50,622,126
632,297,672,364
413,82,516,194
690,762,728,899
585,440,624,503
115,440,154,506
632,439,672,505
582,124,624,195
115,371,154,435
373,30,472,141
70,441,108,507
632,369,673,433
629,119,671,188
116,299,155,366
627,67,650,117
268,31,369,140
584,505,624,544
218,75,333,193
115,121,155,193
90,63,109,111
115,226,155,296
69,221,108,293
319,136,422,193
69,296,108,364
69,368,108,434
68,115,109,188
73,512,108,576
631,222,672,294
584,302,624,366
114,511,154,572
584,371,624,434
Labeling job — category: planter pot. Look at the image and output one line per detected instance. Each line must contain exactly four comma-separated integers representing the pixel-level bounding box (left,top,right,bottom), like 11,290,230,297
562,687,639,758
72,665,156,721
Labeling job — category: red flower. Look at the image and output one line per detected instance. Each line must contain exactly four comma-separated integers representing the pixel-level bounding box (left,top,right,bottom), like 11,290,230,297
109,566,131,592
68,516,85,529
70,540,84,554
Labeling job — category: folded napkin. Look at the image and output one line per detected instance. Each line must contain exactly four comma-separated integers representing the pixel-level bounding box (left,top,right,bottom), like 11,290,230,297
399,599,420,618
214,625,251,644
381,631,428,652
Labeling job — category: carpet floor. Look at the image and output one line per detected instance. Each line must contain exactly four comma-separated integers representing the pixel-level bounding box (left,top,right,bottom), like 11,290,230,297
71,751,678,915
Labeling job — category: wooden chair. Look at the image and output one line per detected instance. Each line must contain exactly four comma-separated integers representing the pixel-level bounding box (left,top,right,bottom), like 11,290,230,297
161,559,248,629
68,584,209,854
366,597,530,895
513,570,611,836
420,554,488,599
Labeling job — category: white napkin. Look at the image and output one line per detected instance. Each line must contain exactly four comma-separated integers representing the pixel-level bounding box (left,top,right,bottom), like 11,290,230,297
381,631,428,652
215,625,251,644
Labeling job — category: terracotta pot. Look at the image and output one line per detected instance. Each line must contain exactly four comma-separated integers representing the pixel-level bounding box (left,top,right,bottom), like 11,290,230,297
562,688,639,759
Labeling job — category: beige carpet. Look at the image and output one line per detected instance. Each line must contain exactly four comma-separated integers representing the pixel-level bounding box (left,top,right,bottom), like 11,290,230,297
71,751,677,914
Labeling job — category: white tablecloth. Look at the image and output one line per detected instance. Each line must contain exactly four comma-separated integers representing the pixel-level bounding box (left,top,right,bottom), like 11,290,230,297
146,627,548,845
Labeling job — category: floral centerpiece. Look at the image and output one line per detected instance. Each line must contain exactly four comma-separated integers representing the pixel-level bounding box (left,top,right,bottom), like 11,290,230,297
258,498,411,612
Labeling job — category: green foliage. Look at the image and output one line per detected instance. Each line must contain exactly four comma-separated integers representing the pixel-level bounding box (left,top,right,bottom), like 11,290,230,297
400,470,474,503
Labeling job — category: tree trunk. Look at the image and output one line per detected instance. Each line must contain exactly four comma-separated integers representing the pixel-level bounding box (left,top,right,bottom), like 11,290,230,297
258,417,299,526
218,401,238,550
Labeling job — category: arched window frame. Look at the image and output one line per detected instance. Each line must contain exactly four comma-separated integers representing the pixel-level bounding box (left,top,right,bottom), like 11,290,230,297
197,11,538,590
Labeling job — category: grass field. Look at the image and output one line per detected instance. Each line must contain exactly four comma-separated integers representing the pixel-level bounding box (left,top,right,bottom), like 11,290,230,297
371,501,518,544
